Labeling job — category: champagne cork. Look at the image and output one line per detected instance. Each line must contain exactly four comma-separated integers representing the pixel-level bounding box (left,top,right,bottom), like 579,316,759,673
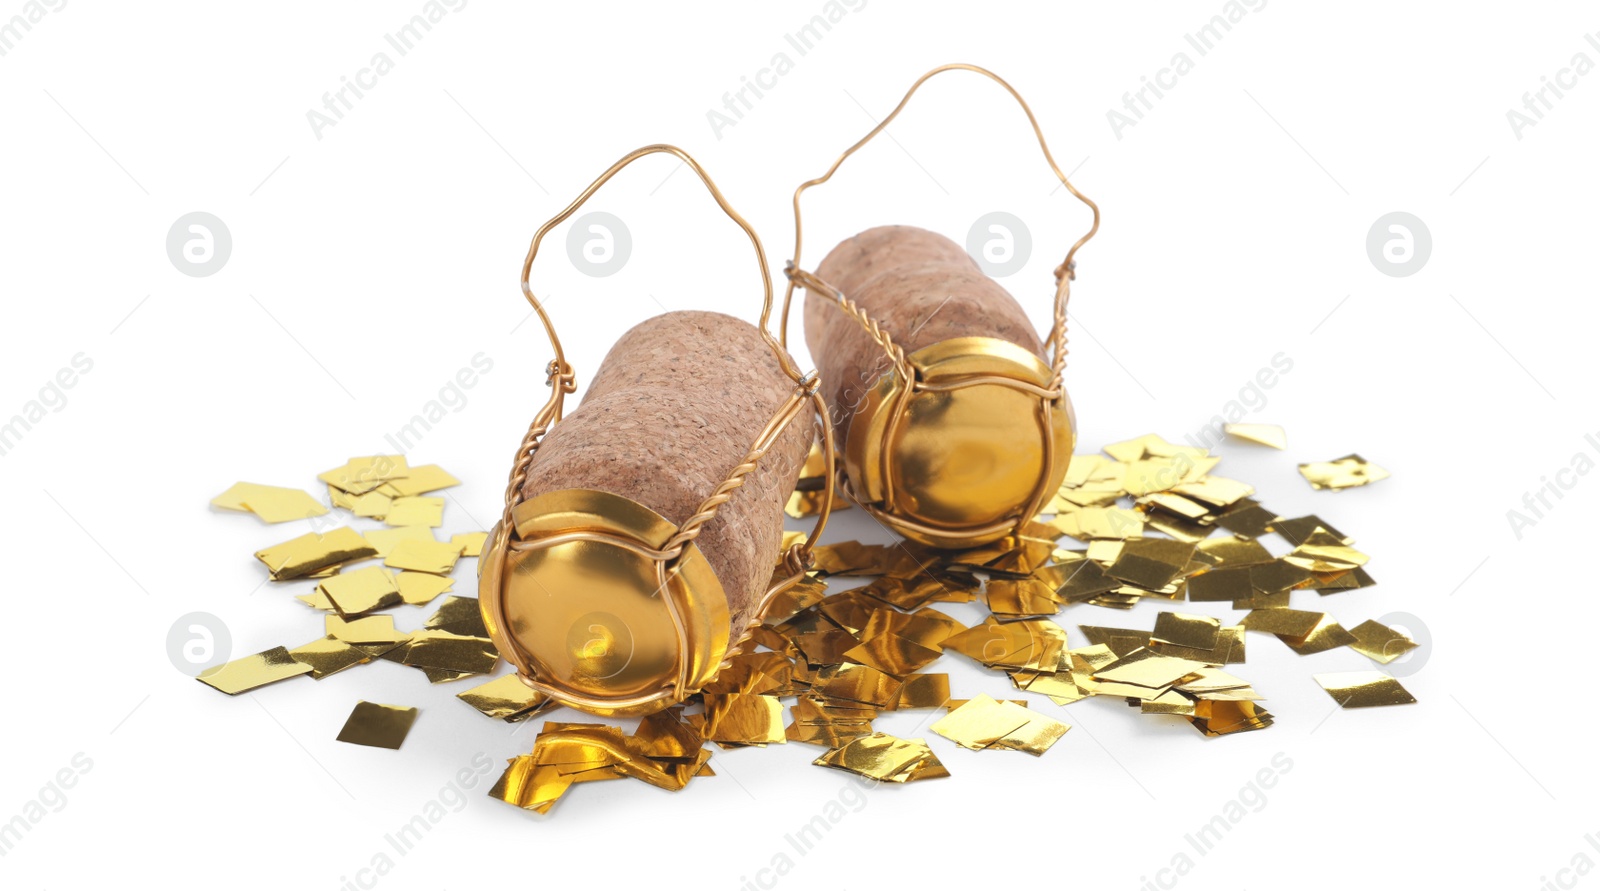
803,225,1046,444
520,310,811,636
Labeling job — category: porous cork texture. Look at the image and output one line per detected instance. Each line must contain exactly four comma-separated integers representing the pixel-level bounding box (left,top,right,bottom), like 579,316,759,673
803,225,1047,445
521,310,812,638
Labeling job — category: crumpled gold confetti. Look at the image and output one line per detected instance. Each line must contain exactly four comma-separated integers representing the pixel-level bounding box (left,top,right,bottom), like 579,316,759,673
1298,454,1390,490
813,733,948,783
214,433,1410,816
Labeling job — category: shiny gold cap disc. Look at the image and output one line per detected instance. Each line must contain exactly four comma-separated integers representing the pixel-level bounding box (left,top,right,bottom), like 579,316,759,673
846,336,1074,549
480,488,729,716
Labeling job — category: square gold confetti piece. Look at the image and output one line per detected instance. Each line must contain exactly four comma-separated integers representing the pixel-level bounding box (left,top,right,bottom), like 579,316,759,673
317,566,400,616
211,482,328,524
385,496,445,528
1186,567,1254,603
1347,619,1419,664
1314,671,1417,708
255,528,377,580
1153,612,1221,650
396,572,454,606
325,614,406,646
336,701,419,749
287,636,370,680
1106,538,1196,590
932,694,1069,755
1298,454,1390,491
196,646,313,695
363,525,437,559
702,693,785,745
377,464,460,498
424,596,489,638
386,539,464,574
813,733,949,783
489,757,571,814
1223,423,1287,450
457,674,549,721
1093,649,1209,689
450,532,489,558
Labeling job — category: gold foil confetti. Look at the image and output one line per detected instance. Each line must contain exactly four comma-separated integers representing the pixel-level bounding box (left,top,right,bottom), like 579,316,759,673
1105,538,1196,590
701,693,786,745
1299,454,1390,490
457,674,550,721
196,646,313,694
211,482,328,524
1152,612,1221,650
1187,567,1254,603
336,701,419,749
1347,619,1418,664
813,733,949,783
396,571,454,606
984,577,1061,618
385,539,464,574
362,525,436,558
377,464,460,497
1223,423,1287,449
384,496,445,528
931,694,1069,755
254,527,377,580
287,636,370,680
319,455,408,496
1276,613,1358,655
1314,671,1416,707
842,634,943,676
450,532,488,558
1271,514,1353,546
398,630,499,674
423,596,489,638
317,566,401,616
324,613,405,645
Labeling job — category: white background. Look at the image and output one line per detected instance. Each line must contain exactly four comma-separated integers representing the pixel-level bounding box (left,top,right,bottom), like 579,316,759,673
3,1,1595,887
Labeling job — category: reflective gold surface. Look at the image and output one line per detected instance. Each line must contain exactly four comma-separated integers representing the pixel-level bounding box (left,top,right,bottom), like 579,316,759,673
846,336,1073,549
481,488,729,716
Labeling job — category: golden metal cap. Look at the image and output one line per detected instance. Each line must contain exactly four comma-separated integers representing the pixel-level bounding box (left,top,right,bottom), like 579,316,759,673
479,489,729,717
846,336,1074,549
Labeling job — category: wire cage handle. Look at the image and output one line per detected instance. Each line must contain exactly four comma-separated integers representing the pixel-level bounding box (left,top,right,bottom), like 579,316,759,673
780,63,1101,387
492,145,837,709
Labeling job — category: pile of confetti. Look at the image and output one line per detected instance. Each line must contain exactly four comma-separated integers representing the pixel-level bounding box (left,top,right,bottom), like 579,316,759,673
201,428,1414,815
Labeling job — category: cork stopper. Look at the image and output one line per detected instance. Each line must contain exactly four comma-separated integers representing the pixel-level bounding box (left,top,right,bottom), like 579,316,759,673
804,225,1045,446
520,310,812,640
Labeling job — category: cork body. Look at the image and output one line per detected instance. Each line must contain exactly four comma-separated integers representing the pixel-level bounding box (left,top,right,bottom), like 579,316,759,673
521,310,811,638
803,225,1046,445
